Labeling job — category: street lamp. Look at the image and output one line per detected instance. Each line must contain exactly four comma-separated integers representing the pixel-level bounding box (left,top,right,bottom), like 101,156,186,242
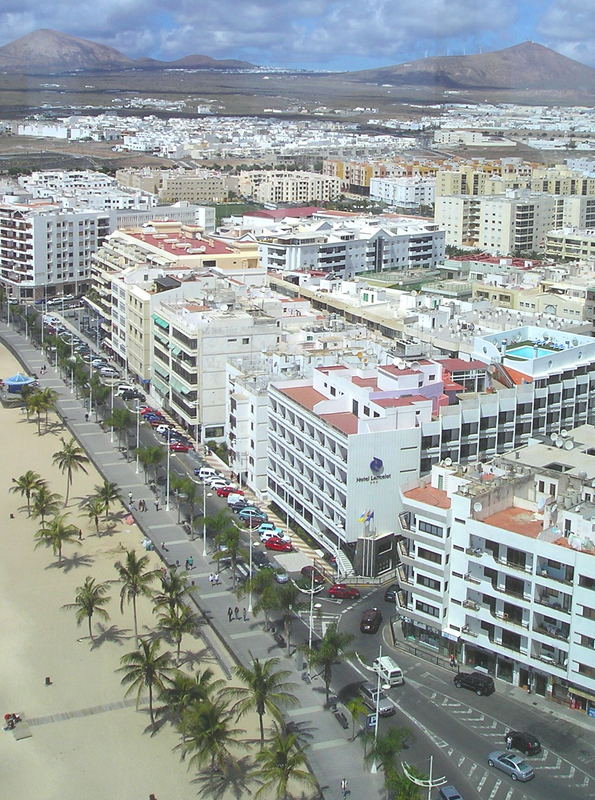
355,645,388,774
202,481,212,556
166,427,171,512
293,566,325,675
110,381,115,444
401,757,447,800
135,404,141,474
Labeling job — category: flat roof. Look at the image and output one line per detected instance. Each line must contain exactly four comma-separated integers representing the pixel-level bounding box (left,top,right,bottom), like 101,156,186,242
320,411,358,435
438,358,487,371
481,506,543,538
404,485,451,509
278,384,326,410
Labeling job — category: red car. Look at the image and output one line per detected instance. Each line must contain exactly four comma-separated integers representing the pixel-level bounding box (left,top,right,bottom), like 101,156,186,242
139,406,156,415
169,442,192,452
301,565,325,585
216,485,244,497
148,417,167,426
264,536,293,552
328,583,360,600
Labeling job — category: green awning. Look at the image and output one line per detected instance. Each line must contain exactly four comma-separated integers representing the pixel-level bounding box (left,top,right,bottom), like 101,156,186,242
154,329,168,345
152,314,169,330
170,377,191,395
154,364,169,380
171,346,182,356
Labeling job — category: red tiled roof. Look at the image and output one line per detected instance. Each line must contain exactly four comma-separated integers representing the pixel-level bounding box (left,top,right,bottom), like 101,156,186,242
482,506,542,537
438,358,486,371
246,207,320,219
278,385,326,410
379,365,421,376
404,485,451,509
503,366,533,385
320,412,358,435
374,394,428,408
352,377,378,388
130,232,234,256
444,381,465,391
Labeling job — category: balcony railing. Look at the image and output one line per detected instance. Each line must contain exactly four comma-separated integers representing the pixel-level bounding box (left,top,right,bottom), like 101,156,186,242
495,557,532,574
535,597,571,614
533,624,569,642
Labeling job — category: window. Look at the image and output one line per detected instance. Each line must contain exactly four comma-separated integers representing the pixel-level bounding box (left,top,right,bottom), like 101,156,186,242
418,520,443,537
415,600,439,617
416,574,440,590
579,575,595,590
580,635,595,649
418,547,441,564
242,337,249,344
581,606,595,620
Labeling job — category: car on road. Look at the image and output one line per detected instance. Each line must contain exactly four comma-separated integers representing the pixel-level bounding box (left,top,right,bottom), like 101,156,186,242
360,607,382,634
505,731,541,756
487,751,535,782
327,583,360,600
300,565,325,585
274,570,289,583
238,507,268,521
121,389,146,402
359,681,395,717
383,583,400,602
169,442,192,452
195,466,218,481
99,367,119,378
437,787,463,800
264,536,293,552
453,671,495,696
216,485,244,497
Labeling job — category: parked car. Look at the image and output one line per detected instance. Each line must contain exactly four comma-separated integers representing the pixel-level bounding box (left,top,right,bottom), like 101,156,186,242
505,731,541,756
99,367,118,378
169,442,192,453
252,551,271,569
140,406,157,415
261,530,291,544
274,570,289,583
257,522,282,535
216,485,243,497
155,424,174,435
228,497,248,510
437,787,463,800
117,384,135,395
487,751,535,782
453,672,495,696
121,389,146,402
359,681,395,717
328,583,360,600
195,466,218,480
383,583,400,602
264,536,293,553
360,607,382,634
238,507,268,521
300,565,325,585
210,479,231,490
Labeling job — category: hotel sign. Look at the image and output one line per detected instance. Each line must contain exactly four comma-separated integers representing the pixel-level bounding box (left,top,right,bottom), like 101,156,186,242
356,457,392,483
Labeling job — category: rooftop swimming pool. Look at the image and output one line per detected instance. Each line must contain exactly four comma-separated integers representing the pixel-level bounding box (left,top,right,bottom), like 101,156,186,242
507,346,551,359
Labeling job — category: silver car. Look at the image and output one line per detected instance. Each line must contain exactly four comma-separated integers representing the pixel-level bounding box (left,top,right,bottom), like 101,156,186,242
359,681,395,717
487,751,535,782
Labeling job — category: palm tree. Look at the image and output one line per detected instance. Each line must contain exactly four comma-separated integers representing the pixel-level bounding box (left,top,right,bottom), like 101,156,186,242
106,407,133,455
34,513,79,565
253,583,279,633
62,575,111,640
136,445,164,483
363,727,413,792
95,479,120,519
52,437,89,505
31,485,62,525
82,496,105,533
345,695,367,741
153,568,189,614
176,698,245,773
387,770,422,800
212,522,244,589
114,549,159,643
308,623,354,705
40,387,58,429
118,637,174,725
170,473,188,524
25,390,46,434
228,656,298,747
274,583,303,653
157,668,224,729
251,726,317,800
10,470,46,515
155,603,198,664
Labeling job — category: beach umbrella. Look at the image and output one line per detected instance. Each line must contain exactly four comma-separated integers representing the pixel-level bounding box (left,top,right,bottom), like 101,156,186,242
4,373,36,393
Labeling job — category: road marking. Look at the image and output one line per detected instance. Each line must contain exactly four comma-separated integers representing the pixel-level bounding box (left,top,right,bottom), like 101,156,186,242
150,524,180,531
477,774,487,792
487,779,501,799
503,790,513,800
229,631,261,640
287,706,322,717
468,764,477,779
457,757,465,767
310,739,346,752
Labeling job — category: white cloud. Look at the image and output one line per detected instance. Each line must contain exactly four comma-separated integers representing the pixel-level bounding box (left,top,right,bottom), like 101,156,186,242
537,0,595,66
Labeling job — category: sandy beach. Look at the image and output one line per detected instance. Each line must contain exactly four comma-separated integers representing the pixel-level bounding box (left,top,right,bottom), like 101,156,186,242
0,342,257,800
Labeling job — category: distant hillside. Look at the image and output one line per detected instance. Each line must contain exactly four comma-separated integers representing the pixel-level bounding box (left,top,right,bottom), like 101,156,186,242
0,28,256,73
344,42,595,92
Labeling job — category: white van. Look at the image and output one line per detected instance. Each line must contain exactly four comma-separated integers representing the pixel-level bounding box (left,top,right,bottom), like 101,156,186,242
196,467,218,481
372,655,404,687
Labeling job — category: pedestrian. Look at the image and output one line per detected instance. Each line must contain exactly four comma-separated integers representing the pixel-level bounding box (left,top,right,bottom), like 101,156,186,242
449,654,457,669
129,500,136,511
208,573,214,586
78,528,83,541
341,778,348,798
84,412,89,422
227,607,233,622
234,606,240,620
214,572,220,585
154,499,160,511
188,556,193,569
175,560,180,569
243,607,248,621
185,558,190,570
161,541,168,552
128,491,133,504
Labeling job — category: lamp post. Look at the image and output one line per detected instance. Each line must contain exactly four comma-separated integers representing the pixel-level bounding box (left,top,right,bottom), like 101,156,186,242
166,427,171,512
110,382,114,444
135,404,141,474
202,482,212,557
294,566,325,676
401,757,447,800
355,644,387,774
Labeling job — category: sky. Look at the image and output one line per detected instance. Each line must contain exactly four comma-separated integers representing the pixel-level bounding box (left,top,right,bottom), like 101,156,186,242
0,0,593,70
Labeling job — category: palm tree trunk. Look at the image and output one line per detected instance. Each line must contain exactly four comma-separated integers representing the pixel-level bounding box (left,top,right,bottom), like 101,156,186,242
26,492,31,515
176,636,181,665
132,595,138,643
88,614,93,640
149,682,154,724
258,712,265,747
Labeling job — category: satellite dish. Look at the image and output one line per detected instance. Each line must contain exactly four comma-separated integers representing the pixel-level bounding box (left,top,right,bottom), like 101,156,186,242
564,439,574,451
556,439,564,448
473,502,483,512
444,457,453,466
560,429,568,438
550,433,559,443
550,503,558,513
537,497,546,510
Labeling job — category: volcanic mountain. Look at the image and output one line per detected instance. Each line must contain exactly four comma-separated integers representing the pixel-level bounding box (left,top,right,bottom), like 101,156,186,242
0,29,255,73
344,42,595,93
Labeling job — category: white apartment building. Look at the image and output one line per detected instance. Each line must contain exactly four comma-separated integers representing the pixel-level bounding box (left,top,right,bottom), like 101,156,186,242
238,171,342,204
18,170,156,211
435,191,595,254
545,228,595,262
151,299,280,441
257,217,445,277
0,201,112,300
369,177,435,209
397,429,595,714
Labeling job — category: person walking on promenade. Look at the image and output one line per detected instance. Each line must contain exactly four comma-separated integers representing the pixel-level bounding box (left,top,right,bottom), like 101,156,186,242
234,606,240,620
227,607,233,622
213,572,220,585
243,607,248,621
154,499,160,511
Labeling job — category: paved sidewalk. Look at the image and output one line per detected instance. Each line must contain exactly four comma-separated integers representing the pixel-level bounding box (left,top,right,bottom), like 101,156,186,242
1,322,382,800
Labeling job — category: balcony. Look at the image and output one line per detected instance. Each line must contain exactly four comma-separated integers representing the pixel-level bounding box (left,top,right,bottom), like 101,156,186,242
494,557,533,574
463,599,479,611
533,623,570,642
534,595,571,615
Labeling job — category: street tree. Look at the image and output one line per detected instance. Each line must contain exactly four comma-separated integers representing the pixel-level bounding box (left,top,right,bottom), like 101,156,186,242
274,582,303,653
228,656,298,747
94,479,120,519
307,623,353,705
155,603,197,664
363,726,413,792
345,695,367,741
157,668,224,729
82,496,105,533
251,726,317,800
153,568,189,614
62,575,111,640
